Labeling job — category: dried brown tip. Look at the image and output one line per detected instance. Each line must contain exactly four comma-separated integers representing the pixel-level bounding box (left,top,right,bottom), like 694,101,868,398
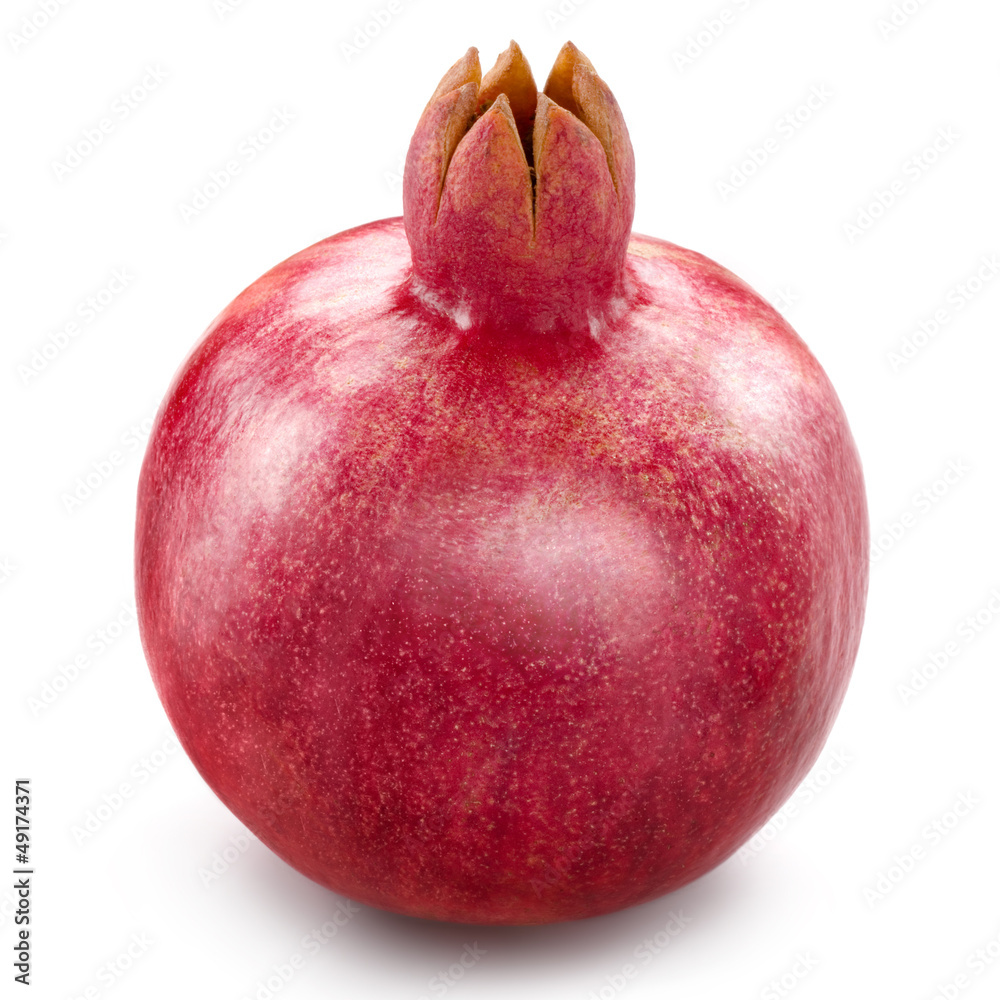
542,41,592,119
543,41,624,192
426,46,482,110
478,40,538,147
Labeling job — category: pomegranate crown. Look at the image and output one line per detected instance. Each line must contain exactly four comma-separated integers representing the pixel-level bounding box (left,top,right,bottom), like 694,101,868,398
403,41,636,335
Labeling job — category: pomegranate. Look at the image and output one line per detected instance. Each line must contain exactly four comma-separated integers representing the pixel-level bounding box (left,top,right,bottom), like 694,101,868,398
135,41,868,925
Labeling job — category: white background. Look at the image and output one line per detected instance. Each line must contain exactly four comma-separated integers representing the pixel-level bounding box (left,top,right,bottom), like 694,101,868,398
3,0,1000,998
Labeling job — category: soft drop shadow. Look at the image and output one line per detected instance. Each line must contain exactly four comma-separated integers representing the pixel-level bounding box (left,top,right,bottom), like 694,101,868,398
289,855,755,973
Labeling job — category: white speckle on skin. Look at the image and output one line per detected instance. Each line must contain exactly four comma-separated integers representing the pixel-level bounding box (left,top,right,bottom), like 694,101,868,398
412,278,473,330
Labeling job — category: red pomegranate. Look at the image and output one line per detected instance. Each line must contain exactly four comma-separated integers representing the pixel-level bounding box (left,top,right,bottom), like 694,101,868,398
135,41,867,925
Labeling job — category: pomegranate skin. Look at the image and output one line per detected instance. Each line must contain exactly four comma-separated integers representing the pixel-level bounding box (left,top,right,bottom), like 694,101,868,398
135,217,868,925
